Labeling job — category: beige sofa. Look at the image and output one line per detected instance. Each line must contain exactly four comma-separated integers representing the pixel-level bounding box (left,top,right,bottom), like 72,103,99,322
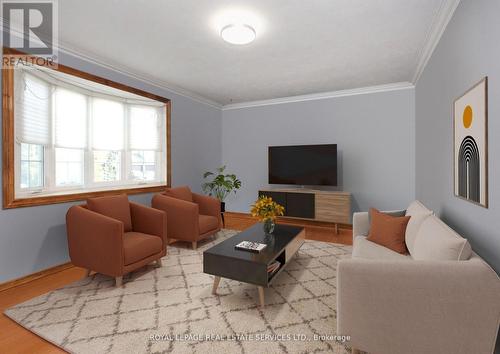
337,200,500,354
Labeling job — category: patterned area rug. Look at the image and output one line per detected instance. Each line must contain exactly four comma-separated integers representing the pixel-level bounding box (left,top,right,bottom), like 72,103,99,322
5,229,352,354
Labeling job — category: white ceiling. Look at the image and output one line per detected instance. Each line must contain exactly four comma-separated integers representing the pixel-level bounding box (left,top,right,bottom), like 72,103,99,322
53,0,458,106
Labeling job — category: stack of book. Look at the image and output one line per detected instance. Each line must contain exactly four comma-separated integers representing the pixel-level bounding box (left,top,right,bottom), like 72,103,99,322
235,241,267,253
267,261,281,276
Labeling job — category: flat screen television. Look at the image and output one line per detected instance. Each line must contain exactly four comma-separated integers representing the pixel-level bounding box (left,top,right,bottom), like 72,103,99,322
268,144,337,186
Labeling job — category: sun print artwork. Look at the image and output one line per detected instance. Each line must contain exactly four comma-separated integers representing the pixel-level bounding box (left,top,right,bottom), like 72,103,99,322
454,77,488,207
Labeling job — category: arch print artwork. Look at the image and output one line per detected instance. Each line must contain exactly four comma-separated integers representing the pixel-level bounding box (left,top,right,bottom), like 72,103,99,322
454,77,488,208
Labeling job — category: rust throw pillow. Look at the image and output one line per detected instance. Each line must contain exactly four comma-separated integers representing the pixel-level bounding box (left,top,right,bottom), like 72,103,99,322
367,208,410,254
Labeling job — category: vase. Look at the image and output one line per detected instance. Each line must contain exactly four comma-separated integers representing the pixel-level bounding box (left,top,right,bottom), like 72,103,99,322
263,219,275,234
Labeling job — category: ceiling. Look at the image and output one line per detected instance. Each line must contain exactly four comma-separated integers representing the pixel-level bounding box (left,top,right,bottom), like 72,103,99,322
52,0,458,106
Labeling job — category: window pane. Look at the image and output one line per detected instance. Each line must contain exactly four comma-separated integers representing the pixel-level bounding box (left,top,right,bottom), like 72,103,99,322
94,150,121,182
29,162,43,187
131,151,144,164
93,99,124,150
144,165,155,180
130,150,155,181
21,143,29,160
29,144,43,161
20,143,43,189
56,148,84,186
143,150,155,163
20,161,29,188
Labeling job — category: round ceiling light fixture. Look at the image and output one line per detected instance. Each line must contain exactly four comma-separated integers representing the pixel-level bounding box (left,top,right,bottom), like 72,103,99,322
220,24,256,45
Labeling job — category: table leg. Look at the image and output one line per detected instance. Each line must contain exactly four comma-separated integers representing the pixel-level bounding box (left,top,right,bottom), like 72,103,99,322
212,276,221,295
258,286,265,308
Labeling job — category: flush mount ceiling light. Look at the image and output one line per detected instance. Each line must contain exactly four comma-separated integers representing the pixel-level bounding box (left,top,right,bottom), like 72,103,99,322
220,24,256,45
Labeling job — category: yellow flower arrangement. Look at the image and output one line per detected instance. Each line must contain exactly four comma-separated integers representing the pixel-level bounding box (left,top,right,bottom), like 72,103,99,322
250,196,285,222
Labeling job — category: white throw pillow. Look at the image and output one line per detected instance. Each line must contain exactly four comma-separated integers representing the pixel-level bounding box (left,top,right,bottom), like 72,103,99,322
412,215,472,261
405,200,433,255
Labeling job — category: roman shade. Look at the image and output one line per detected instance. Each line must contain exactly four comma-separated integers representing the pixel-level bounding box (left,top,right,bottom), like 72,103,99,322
15,72,51,146
129,105,161,151
55,87,87,149
92,98,125,150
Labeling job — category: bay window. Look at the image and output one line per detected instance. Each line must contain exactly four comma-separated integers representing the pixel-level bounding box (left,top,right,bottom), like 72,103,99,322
3,52,170,208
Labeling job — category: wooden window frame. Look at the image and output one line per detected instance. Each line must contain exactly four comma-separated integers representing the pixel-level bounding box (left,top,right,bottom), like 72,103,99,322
2,48,171,209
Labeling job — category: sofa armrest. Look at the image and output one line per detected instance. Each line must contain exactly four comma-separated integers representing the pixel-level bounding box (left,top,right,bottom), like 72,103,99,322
352,212,369,237
152,194,199,241
130,202,167,248
193,193,221,219
337,257,500,354
66,205,124,276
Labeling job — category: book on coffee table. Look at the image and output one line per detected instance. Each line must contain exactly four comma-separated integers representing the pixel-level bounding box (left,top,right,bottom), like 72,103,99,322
235,241,267,253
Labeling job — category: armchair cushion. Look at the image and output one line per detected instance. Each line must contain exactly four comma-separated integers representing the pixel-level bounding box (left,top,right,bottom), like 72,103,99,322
123,232,163,265
199,215,219,234
163,186,193,202
87,194,132,232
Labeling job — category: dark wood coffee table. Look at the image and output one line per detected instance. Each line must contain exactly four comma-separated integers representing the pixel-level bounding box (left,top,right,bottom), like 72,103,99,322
203,223,305,308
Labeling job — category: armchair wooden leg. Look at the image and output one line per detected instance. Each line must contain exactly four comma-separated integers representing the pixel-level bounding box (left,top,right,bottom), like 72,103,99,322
115,276,123,287
192,241,197,250
156,259,162,267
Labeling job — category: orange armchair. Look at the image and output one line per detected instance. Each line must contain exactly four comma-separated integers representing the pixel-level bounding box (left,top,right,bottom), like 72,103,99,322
152,186,221,249
66,194,167,286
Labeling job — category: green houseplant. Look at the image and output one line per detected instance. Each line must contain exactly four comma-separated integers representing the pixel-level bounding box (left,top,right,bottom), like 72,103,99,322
202,166,242,223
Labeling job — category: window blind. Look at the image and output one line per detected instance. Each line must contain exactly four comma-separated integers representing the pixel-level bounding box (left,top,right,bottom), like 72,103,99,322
15,73,51,145
129,106,161,151
92,98,125,150
55,88,87,149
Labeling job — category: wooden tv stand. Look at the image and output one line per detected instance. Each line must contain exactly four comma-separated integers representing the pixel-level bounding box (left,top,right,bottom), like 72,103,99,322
258,188,351,234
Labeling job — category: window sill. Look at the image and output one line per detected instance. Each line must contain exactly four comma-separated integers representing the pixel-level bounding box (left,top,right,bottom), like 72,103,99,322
4,183,168,209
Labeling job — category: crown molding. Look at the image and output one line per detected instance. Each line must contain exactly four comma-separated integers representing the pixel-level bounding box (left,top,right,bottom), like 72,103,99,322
221,82,414,110
411,0,461,84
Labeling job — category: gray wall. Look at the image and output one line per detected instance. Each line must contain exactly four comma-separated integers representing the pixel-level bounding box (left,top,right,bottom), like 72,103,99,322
0,52,222,283
415,0,500,274
221,88,416,214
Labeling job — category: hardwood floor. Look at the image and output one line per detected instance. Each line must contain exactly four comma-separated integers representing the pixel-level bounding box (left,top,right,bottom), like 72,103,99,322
0,212,353,353
223,212,353,245
0,266,87,353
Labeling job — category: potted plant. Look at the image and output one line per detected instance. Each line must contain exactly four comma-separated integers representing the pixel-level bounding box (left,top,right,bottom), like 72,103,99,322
250,196,285,234
202,166,242,223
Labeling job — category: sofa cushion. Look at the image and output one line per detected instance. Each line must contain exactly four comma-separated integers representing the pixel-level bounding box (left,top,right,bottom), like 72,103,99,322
123,232,162,265
405,201,433,255
412,215,472,261
87,194,132,232
352,236,411,261
199,214,219,234
367,208,410,254
163,186,193,202
406,200,432,215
